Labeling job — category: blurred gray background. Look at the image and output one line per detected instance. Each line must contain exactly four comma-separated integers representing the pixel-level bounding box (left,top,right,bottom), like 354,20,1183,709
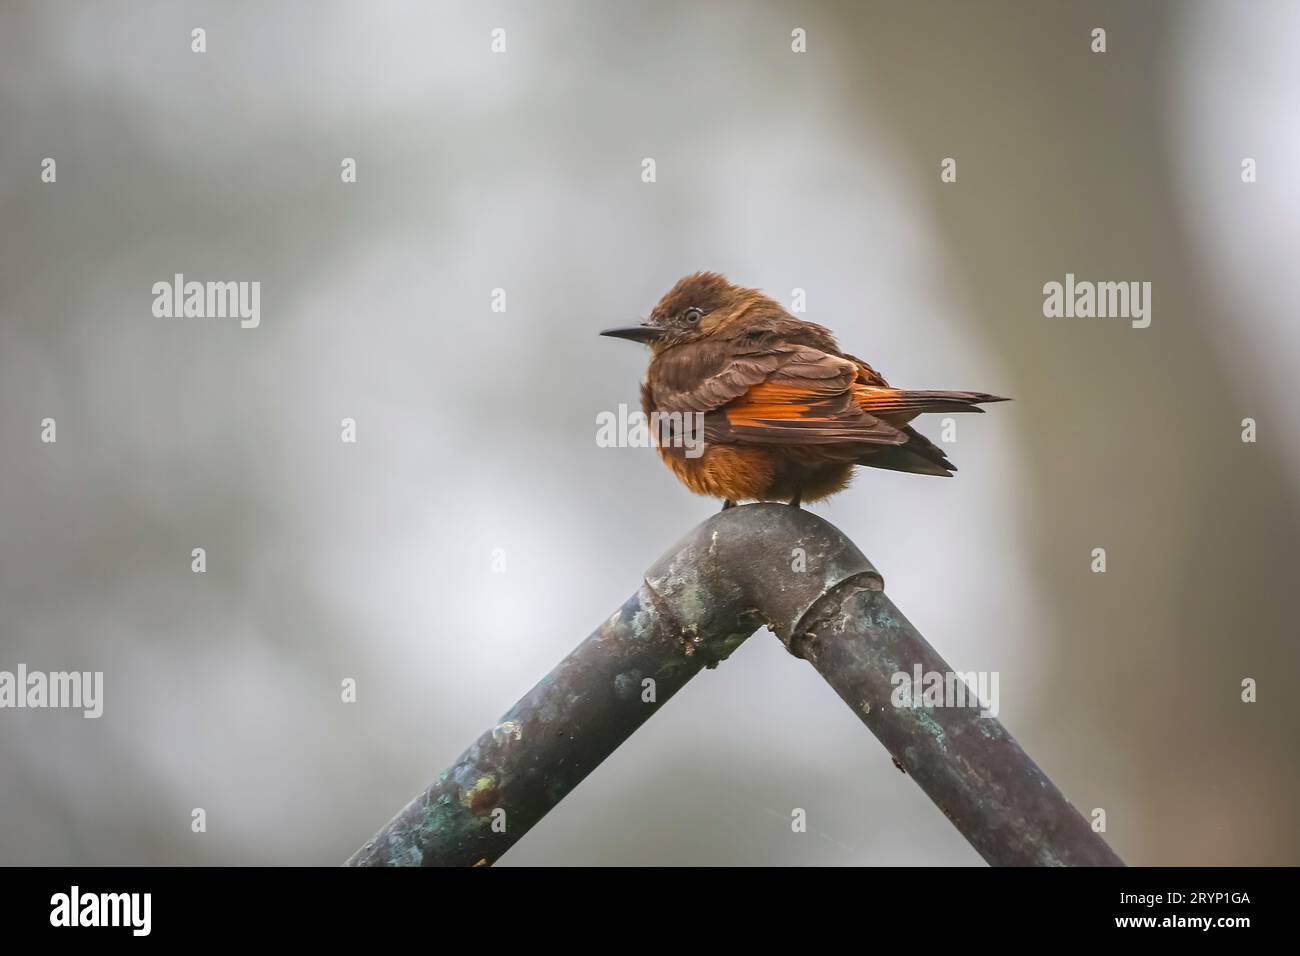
2,0,1297,865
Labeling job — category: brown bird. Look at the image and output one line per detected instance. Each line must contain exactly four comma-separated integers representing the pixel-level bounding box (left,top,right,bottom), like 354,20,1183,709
601,272,1008,508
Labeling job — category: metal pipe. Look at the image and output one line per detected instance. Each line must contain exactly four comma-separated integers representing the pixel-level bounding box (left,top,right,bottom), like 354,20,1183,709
346,503,1121,866
791,577,1122,865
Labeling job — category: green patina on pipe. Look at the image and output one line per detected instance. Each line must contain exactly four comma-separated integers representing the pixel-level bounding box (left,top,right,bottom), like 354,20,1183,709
346,504,1121,867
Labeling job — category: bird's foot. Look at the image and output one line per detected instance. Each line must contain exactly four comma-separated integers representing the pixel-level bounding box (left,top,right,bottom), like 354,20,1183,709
788,493,802,508
720,499,737,511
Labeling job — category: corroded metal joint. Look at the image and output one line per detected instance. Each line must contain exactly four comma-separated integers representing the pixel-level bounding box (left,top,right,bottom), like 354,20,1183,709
643,503,883,657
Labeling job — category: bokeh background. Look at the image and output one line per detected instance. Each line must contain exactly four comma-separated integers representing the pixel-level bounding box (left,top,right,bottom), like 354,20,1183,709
2,0,1298,866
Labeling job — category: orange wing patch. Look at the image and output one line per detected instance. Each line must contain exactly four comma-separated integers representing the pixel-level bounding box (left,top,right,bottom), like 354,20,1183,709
721,381,906,446
724,382,823,424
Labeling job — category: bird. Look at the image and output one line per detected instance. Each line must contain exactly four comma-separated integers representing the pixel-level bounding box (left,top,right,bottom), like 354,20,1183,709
600,272,1008,509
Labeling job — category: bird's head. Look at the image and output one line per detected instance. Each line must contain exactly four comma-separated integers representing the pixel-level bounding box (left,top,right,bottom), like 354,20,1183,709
600,271,773,352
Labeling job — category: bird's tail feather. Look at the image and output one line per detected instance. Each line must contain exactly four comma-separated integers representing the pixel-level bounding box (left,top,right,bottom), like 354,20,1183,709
853,386,1010,417
859,425,958,477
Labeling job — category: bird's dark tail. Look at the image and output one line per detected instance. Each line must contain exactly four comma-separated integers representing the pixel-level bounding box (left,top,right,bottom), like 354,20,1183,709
860,425,959,477
852,391,1011,477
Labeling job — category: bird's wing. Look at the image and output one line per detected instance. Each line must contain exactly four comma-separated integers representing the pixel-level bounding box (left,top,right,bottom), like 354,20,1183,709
650,342,909,447
718,347,910,445
840,351,892,388
647,342,788,413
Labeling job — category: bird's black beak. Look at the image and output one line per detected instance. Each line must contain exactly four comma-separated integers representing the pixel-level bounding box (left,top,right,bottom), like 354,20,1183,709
600,324,665,344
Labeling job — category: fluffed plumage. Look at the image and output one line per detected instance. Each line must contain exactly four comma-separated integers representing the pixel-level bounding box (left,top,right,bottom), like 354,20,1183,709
603,272,1008,506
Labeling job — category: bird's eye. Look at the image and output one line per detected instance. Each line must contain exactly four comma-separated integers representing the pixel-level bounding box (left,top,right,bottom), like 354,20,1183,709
683,307,702,325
